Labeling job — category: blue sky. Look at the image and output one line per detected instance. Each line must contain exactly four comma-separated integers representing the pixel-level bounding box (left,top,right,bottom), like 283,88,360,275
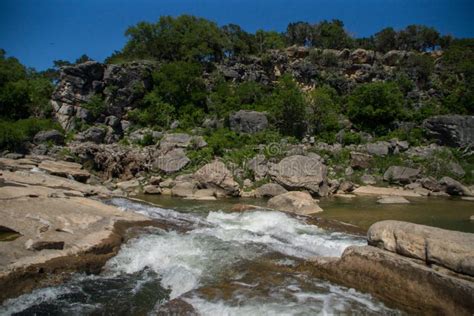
1,0,473,70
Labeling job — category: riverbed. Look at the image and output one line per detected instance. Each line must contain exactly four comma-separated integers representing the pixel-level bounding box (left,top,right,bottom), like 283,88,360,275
1,195,472,315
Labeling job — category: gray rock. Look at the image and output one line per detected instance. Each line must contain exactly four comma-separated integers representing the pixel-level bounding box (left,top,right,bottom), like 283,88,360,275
267,191,323,215
339,181,355,193
368,220,474,276
152,148,190,174
439,176,472,196
366,141,390,156
360,174,377,185
423,115,474,148
229,110,268,134
33,130,64,145
420,177,441,192
160,133,207,151
447,162,465,178
383,166,420,184
350,151,372,169
255,183,288,198
105,115,120,128
75,126,106,144
171,181,196,198
269,155,328,196
194,160,240,197
247,154,268,180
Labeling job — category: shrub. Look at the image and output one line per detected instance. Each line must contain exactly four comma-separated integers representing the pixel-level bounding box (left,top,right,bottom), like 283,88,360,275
308,86,341,135
128,91,175,128
82,95,106,120
347,82,404,135
0,118,62,151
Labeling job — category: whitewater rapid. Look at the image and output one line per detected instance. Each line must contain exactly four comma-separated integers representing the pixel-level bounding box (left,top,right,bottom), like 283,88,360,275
1,198,399,315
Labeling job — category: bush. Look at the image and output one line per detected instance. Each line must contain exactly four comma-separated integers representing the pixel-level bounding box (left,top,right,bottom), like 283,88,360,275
128,91,175,128
347,82,404,135
0,118,62,151
82,95,106,120
308,86,341,135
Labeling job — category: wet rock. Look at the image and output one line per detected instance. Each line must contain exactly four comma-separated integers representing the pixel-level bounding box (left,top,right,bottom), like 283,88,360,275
255,183,288,198
154,298,198,316
229,110,268,134
423,115,474,148
368,220,474,276
267,191,323,215
310,245,474,315
383,166,420,184
231,204,261,212
377,196,410,204
26,240,65,251
33,130,64,145
194,160,240,197
269,155,328,196
350,152,372,169
439,176,472,196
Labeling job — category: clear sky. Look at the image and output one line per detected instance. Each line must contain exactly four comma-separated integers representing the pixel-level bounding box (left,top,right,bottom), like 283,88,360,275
1,0,473,70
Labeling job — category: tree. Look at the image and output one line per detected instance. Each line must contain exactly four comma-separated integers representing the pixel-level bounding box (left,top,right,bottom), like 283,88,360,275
312,20,353,49
222,24,256,56
75,54,92,64
286,22,313,46
374,27,398,52
266,75,307,138
119,15,228,62
255,30,285,54
152,61,207,111
308,86,340,135
347,82,404,134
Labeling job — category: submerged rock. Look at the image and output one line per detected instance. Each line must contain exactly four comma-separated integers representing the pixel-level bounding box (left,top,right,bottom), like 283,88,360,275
267,191,323,215
376,196,410,204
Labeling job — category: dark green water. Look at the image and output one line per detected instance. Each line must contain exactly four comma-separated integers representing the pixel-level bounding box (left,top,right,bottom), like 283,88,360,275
137,194,474,233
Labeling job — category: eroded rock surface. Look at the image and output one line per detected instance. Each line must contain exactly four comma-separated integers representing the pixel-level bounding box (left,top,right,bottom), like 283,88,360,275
267,191,323,215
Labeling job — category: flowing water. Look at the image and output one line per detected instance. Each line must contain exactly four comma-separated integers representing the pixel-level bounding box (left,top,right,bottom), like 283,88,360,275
0,197,410,316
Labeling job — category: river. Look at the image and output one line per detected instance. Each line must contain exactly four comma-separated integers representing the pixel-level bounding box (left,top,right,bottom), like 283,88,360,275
1,195,472,315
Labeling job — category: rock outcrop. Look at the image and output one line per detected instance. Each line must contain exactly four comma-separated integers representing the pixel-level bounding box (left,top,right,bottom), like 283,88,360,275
269,155,328,196
367,220,474,276
267,191,323,215
383,166,421,184
423,115,474,148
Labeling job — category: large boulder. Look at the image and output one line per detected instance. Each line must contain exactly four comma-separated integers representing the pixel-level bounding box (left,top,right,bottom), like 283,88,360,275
439,176,472,196
152,148,190,174
350,48,375,64
75,126,106,144
368,220,474,276
255,183,288,198
350,151,372,169
159,133,207,151
366,141,390,156
310,245,474,315
269,155,328,196
423,115,474,148
383,166,421,184
229,110,268,134
38,159,91,183
247,154,269,180
194,160,240,197
33,130,64,145
267,191,323,215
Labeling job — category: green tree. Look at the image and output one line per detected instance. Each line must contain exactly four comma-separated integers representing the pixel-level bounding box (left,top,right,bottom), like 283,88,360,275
347,82,404,134
308,86,340,135
286,22,313,46
312,20,353,49
152,61,207,111
128,91,175,128
374,27,398,52
266,75,306,138
222,24,256,56
255,30,285,54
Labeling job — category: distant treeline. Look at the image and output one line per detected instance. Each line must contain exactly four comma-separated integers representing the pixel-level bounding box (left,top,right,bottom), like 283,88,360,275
105,15,459,63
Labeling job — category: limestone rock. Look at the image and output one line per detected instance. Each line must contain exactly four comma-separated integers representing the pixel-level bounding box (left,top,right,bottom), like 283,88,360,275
366,141,390,156
353,185,421,197
439,176,472,196
255,183,288,198
383,166,420,184
229,110,268,134
269,155,328,196
38,160,91,183
350,152,372,169
194,161,240,197
368,220,474,276
423,115,474,148
152,148,190,174
33,130,64,145
267,191,323,215
377,196,410,204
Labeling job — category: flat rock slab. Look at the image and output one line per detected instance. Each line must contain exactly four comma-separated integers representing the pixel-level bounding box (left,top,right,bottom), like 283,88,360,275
38,160,90,182
353,185,421,197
